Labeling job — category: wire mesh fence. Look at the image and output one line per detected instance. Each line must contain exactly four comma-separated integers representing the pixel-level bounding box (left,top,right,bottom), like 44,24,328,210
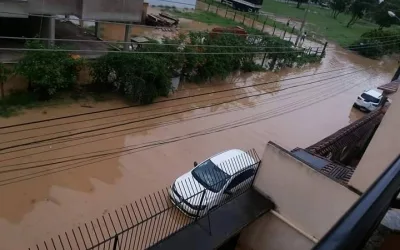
32,149,260,250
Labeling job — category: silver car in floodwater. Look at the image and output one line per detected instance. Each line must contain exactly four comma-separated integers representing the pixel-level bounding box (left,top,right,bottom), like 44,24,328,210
169,149,257,217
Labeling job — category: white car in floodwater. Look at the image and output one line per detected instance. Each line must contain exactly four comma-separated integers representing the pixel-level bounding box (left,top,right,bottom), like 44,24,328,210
169,149,257,217
354,89,386,112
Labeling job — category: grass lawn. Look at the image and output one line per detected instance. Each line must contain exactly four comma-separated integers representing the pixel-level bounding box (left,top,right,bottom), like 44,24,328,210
261,0,386,45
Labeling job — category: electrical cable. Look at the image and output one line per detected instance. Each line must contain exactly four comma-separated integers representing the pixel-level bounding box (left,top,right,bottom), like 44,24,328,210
0,68,366,153
0,74,371,186
0,68,359,143
0,74,342,145
0,71,364,169
0,66,355,131
0,69,369,169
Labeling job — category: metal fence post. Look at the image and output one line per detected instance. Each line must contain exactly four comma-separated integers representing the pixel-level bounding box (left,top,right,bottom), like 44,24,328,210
251,17,255,28
225,8,228,18
112,235,119,250
315,47,319,56
282,28,287,39
242,13,246,24
207,3,210,11
233,11,236,21
262,20,266,32
196,190,206,219
216,4,219,13
261,52,267,67
321,41,328,57
272,25,276,35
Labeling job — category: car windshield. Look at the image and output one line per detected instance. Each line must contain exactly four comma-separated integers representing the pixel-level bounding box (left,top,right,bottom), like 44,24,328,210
192,160,230,193
361,93,380,103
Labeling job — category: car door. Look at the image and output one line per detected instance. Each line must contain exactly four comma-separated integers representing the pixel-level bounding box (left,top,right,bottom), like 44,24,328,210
223,168,256,197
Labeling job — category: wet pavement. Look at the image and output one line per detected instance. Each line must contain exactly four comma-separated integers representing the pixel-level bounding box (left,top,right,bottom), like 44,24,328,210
0,21,398,250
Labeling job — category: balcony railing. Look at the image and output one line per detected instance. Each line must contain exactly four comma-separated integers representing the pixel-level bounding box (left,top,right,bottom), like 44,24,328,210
312,155,400,250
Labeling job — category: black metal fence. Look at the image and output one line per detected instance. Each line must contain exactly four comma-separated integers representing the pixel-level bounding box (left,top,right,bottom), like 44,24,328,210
32,149,260,250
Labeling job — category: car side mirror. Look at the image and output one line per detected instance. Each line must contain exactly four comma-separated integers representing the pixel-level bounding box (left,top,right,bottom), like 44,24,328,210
194,161,198,167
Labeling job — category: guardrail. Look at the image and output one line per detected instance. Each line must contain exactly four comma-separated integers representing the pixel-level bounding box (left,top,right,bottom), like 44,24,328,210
312,155,400,250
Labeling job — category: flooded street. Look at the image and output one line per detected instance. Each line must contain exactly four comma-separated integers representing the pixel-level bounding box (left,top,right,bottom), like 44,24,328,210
0,38,398,248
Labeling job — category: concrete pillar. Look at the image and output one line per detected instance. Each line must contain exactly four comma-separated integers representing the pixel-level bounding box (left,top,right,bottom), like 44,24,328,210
48,15,55,47
123,24,131,51
79,19,84,27
94,22,100,38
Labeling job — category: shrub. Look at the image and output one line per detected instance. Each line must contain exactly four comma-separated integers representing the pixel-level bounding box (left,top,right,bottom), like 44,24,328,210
91,53,172,104
350,29,400,58
16,40,82,99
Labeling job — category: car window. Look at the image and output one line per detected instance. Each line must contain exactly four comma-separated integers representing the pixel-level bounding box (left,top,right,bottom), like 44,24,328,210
192,160,230,193
226,169,256,191
361,93,380,103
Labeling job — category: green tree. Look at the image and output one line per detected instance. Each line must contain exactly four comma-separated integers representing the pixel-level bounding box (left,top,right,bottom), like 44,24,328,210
373,1,398,29
330,0,350,19
347,0,374,27
0,63,11,99
296,0,308,8
16,40,81,99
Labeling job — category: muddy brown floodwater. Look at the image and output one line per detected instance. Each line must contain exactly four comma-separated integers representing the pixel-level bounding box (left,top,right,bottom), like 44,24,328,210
0,35,398,249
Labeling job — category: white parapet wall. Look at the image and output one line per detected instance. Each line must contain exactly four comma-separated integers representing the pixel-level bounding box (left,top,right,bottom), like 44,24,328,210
251,142,359,241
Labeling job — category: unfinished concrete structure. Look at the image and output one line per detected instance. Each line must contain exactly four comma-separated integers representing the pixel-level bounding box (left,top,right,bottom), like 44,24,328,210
0,0,143,21
0,0,143,52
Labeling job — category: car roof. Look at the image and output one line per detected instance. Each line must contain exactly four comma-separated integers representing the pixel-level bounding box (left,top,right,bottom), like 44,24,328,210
363,89,383,98
210,149,256,175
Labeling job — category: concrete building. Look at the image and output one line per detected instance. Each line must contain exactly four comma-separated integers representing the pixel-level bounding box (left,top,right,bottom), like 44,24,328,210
237,90,400,250
0,0,143,21
0,0,144,58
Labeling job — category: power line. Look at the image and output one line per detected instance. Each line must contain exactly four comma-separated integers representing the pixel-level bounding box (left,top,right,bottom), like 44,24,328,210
0,68,358,141
2,34,399,50
0,46,321,54
0,35,324,50
0,71,364,170
0,74,370,186
0,68,365,153
0,73,342,145
0,66,354,131
0,71,355,155
0,68,368,162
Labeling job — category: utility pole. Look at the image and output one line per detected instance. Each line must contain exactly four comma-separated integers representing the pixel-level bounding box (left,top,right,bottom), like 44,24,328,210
294,1,310,47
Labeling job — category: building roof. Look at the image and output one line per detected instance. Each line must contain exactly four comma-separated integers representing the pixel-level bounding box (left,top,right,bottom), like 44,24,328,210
291,148,354,185
306,109,384,157
377,79,400,94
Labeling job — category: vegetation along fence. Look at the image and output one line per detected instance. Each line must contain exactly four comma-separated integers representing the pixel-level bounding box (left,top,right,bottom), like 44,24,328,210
197,0,326,45
32,149,261,250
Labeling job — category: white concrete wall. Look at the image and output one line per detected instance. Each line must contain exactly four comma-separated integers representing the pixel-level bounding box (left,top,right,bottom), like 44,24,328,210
239,212,315,250
349,90,400,192
145,0,196,9
0,0,143,21
252,143,359,239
